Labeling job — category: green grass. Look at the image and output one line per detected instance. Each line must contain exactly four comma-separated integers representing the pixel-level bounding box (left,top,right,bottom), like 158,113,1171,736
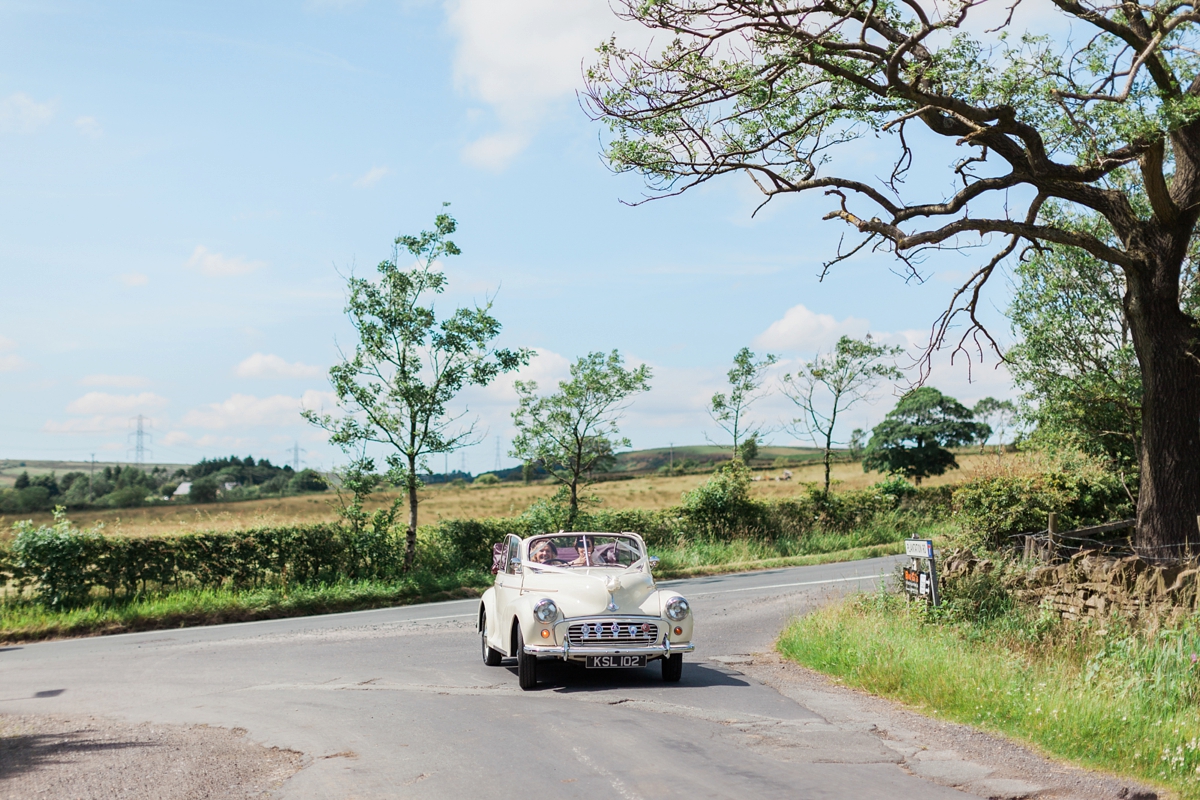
0,569,493,643
779,586,1200,798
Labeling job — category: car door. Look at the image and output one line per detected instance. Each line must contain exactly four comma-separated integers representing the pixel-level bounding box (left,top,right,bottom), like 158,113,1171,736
495,534,523,654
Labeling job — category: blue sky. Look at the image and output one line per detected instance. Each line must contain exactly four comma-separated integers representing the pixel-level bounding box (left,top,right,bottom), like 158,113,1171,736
0,0,1019,473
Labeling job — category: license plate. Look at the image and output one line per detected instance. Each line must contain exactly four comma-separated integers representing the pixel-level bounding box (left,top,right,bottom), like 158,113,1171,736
585,655,646,669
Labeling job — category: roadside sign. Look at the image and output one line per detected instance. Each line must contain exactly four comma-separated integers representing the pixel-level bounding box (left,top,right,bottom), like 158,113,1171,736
905,539,934,559
902,539,940,606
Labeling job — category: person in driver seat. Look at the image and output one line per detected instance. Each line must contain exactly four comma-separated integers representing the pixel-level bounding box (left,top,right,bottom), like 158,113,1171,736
530,540,557,564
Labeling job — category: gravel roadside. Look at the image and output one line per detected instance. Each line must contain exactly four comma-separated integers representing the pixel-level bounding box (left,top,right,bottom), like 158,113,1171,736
0,714,301,800
739,654,1162,800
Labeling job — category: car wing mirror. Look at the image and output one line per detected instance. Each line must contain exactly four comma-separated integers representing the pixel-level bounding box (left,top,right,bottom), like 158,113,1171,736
648,556,660,570
510,557,522,570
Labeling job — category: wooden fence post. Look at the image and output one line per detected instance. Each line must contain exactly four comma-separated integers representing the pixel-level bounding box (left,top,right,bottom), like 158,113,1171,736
1047,512,1059,560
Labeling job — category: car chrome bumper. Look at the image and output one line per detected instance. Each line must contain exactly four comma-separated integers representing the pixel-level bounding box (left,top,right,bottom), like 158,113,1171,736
523,639,695,660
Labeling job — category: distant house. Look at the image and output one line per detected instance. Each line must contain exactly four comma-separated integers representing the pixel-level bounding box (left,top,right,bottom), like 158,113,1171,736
222,482,238,492
172,482,191,499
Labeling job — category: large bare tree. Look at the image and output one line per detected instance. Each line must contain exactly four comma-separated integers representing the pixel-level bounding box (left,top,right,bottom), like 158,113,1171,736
586,0,1200,552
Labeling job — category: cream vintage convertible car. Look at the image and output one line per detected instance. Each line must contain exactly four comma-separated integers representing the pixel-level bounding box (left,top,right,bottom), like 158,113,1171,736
478,531,695,689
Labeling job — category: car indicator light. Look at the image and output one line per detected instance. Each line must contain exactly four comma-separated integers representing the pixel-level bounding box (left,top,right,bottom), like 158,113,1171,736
540,628,550,639
674,626,683,636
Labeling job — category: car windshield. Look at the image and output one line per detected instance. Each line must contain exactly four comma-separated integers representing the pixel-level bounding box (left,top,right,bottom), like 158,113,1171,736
526,534,643,568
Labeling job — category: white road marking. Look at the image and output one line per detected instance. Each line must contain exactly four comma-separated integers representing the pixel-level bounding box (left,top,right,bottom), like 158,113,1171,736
688,574,885,597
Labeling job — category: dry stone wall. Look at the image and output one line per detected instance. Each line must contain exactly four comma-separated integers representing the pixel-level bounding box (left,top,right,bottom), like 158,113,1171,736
941,550,1200,627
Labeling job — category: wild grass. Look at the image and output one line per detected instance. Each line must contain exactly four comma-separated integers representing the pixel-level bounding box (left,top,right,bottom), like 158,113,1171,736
778,581,1200,799
0,569,492,643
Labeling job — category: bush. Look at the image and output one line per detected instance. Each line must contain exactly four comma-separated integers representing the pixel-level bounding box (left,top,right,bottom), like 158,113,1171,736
288,469,327,493
680,461,767,537
473,473,501,486
0,514,416,607
190,476,219,504
951,470,1132,551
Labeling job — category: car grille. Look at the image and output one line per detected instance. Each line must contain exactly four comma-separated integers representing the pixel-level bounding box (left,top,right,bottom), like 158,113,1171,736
568,620,659,647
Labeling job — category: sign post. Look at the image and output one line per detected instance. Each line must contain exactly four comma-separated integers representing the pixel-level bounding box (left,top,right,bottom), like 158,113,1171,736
903,538,939,607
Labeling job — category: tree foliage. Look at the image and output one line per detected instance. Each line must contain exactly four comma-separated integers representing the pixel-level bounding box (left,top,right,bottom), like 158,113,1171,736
305,207,530,569
972,397,1018,454
586,0,1200,548
781,335,901,494
709,347,777,459
510,350,652,528
863,388,988,485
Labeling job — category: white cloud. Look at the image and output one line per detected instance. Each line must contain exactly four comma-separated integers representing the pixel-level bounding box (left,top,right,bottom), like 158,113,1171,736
186,245,266,277
754,303,870,353
80,374,151,388
66,392,168,415
352,165,389,188
0,92,55,134
446,0,647,170
74,116,102,138
119,272,148,287
0,336,27,372
234,353,323,380
182,390,337,430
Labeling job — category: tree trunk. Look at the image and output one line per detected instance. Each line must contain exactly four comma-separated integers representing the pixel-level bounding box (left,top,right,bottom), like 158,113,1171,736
567,479,578,531
822,431,833,496
1125,255,1200,555
405,453,419,571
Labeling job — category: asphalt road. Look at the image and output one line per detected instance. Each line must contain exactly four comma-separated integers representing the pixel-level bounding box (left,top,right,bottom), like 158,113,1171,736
0,555,987,799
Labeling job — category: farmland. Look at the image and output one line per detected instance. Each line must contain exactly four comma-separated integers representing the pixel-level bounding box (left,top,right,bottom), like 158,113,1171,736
0,451,1002,538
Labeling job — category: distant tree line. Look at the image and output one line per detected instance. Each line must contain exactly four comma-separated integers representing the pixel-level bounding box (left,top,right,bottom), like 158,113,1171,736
0,456,327,514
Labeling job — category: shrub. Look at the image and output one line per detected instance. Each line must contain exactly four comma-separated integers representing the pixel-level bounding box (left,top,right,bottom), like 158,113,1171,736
473,473,501,486
190,476,219,503
680,460,767,537
288,469,327,493
11,510,105,608
951,470,1132,551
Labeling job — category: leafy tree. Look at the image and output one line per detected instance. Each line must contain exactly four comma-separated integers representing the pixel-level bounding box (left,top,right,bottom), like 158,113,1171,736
972,397,1018,456
190,476,218,504
288,469,327,493
305,207,530,569
781,335,901,495
739,434,759,463
709,348,777,460
511,350,651,528
1004,207,1178,491
848,429,866,462
863,388,988,485
14,471,29,490
585,1,1200,549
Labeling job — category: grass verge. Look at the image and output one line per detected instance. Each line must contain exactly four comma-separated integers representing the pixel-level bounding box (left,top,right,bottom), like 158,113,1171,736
779,586,1200,799
654,542,906,579
0,570,492,644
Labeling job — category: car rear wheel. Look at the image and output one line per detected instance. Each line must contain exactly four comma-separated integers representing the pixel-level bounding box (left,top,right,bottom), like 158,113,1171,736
662,653,683,682
516,626,538,690
481,612,502,667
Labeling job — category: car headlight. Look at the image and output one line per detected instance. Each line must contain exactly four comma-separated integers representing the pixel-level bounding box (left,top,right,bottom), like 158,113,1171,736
665,596,690,621
533,598,558,623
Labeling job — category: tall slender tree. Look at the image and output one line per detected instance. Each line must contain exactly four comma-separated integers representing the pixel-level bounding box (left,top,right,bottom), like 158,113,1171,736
510,350,651,528
781,335,901,495
305,207,530,569
709,347,777,460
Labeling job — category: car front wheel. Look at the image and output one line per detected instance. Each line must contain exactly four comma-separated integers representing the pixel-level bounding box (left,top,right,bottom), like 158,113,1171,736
516,626,538,690
662,653,683,682
481,611,502,667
